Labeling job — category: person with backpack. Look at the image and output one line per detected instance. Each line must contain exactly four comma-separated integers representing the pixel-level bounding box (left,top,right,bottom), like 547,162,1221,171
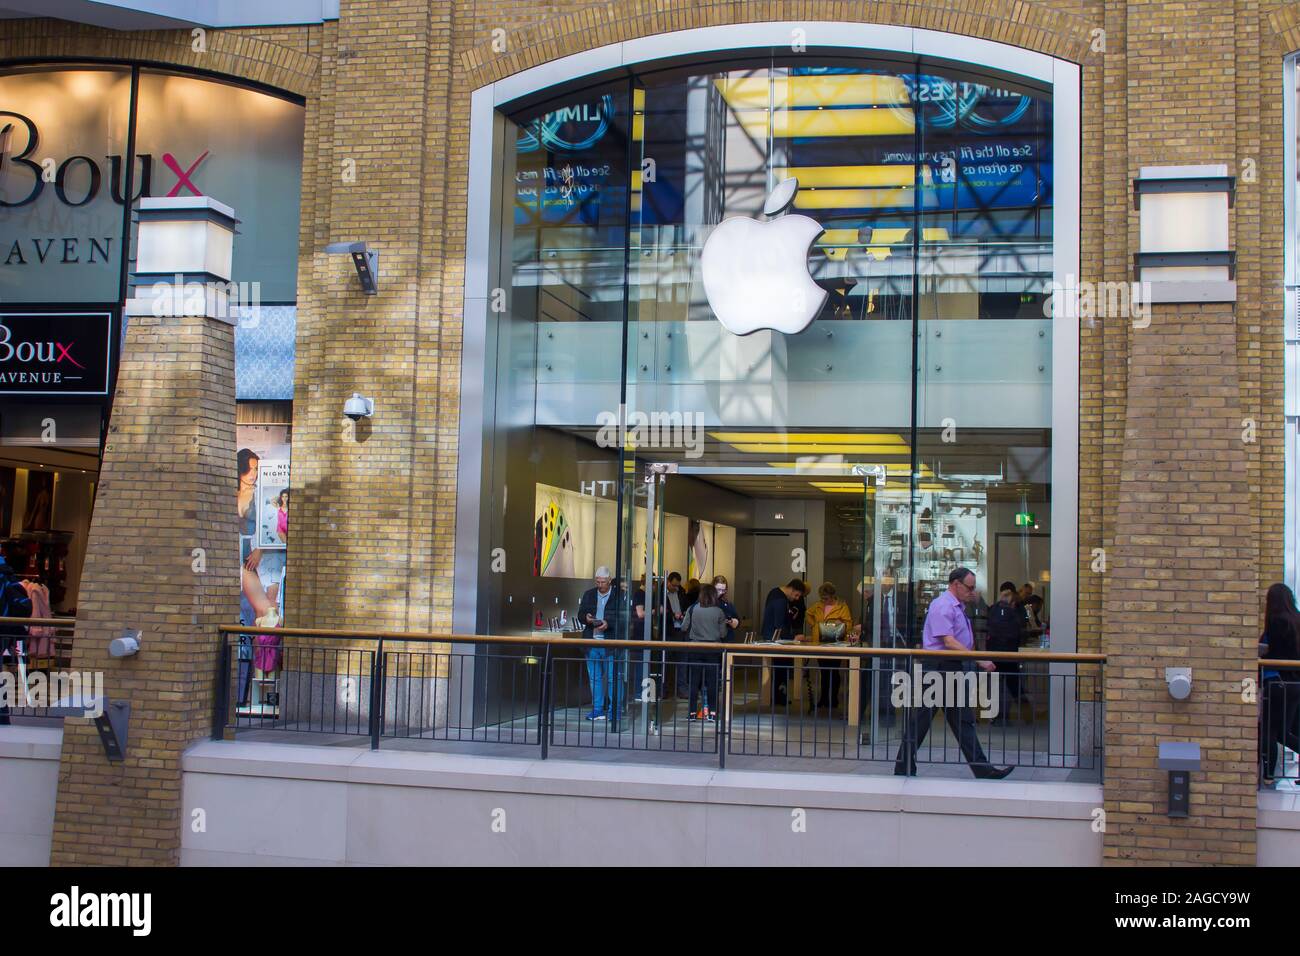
0,554,35,725
679,583,728,721
986,581,1027,722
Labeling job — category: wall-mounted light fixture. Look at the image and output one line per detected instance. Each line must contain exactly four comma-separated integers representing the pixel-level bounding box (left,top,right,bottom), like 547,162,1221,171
325,241,379,295
1133,164,1235,303
1157,741,1201,818
48,696,130,763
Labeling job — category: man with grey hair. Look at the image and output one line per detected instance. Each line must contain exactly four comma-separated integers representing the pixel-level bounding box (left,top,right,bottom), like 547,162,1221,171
577,566,617,721
893,567,1014,779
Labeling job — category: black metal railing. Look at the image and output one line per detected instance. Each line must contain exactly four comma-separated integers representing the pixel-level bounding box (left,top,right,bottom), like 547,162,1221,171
1258,660,1300,788
0,615,79,721
214,625,1105,778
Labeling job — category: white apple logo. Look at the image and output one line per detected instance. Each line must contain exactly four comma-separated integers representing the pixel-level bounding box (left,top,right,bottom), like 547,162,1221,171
701,177,827,336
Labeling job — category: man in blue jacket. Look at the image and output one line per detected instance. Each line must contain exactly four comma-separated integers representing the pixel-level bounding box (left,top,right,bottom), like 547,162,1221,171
577,567,623,720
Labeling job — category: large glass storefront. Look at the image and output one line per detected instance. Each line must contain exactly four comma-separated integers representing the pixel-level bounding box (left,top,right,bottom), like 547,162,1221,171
476,50,1056,652
0,65,301,641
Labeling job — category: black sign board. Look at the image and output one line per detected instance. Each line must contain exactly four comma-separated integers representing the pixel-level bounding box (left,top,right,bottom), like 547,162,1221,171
0,312,112,396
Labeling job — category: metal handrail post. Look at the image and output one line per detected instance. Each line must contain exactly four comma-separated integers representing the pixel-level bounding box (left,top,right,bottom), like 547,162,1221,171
1098,658,1105,786
539,643,553,760
718,646,728,769
901,651,915,775
212,636,230,740
369,635,385,750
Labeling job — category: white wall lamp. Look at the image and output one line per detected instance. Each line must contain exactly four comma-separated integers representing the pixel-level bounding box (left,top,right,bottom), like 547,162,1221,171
325,241,379,295
126,196,240,322
1133,164,1236,303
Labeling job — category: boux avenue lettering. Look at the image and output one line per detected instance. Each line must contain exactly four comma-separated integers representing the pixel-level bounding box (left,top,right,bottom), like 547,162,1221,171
0,109,211,271
0,314,111,396
0,110,208,208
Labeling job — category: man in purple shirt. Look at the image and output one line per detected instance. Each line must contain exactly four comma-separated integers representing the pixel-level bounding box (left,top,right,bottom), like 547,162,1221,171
894,567,1014,779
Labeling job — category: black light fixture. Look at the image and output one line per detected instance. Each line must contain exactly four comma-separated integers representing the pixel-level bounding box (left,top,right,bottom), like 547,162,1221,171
1157,741,1201,818
325,241,379,295
48,696,130,763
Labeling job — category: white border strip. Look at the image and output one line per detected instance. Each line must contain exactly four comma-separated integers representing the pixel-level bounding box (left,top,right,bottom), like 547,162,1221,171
1050,58,1080,659
1284,55,1297,595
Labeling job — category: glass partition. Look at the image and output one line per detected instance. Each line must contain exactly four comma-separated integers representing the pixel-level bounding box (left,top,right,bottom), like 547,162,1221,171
482,51,1055,651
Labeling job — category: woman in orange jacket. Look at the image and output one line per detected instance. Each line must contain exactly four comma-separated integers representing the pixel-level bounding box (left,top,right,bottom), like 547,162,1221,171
798,582,860,713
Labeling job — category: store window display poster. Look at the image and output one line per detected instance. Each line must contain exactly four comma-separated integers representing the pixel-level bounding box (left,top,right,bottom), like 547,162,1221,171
237,426,290,627
533,482,596,579
255,462,290,550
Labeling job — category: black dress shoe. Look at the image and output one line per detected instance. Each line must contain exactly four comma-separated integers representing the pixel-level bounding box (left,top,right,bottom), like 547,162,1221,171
974,765,1015,780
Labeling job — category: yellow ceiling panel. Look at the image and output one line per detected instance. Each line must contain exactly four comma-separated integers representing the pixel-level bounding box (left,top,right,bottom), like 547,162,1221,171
870,227,911,244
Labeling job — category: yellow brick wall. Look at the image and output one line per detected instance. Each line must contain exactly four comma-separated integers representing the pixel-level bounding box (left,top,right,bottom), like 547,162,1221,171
49,312,241,866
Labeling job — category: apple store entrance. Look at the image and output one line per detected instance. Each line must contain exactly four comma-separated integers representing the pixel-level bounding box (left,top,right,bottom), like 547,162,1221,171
468,46,1060,759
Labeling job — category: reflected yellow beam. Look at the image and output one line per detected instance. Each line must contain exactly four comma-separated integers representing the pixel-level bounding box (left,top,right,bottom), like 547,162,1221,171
715,75,912,109
767,462,933,478
729,443,910,454
735,108,915,139
809,478,949,493
710,431,907,445
818,228,857,261
779,165,917,188
793,187,916,210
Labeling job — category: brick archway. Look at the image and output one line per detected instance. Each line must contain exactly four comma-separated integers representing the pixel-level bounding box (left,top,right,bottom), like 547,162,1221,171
459,0,1100,89
0,17,318,96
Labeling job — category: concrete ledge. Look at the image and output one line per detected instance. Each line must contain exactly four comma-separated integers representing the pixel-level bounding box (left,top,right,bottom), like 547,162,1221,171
0,725,62,865
1258,790,1300,866
182,739,1101,817
1258,788,1300,825
182,739,1104,865
0,724,64,760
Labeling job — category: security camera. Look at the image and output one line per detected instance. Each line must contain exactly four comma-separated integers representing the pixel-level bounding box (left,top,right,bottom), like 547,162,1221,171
109,629,141,658
343,393,374,421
